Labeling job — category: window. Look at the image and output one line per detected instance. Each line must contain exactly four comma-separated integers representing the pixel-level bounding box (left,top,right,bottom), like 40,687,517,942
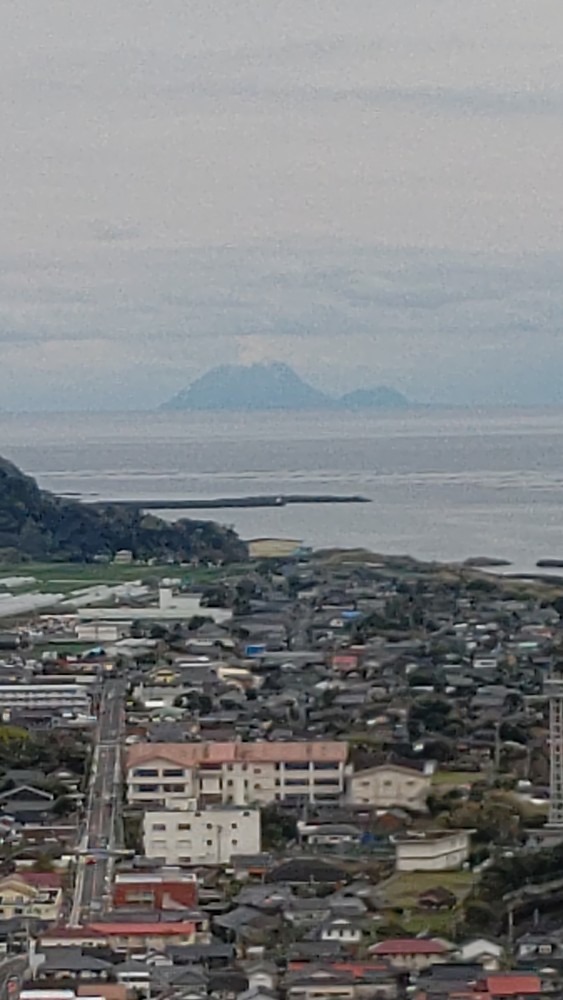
313,762,338,770
163,768,185,777
163,784,186,793
254,768,262,775
137,784,159,793
243,811,250,816
152,823,166,831
134,768,158,777
285,762,308,771
231,822,237,829
232,839,238,847
178,823,191,831
206,839,213,846
206,823,213,829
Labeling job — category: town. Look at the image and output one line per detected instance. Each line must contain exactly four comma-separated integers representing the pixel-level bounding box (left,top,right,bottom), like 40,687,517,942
0,542,562,1000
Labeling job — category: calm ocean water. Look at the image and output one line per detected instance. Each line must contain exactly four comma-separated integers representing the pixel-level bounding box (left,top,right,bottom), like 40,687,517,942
2,408,563,574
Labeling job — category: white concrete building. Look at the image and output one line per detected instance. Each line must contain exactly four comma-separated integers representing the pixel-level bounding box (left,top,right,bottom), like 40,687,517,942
0,684,91,714
143,803,261,865
394,830,472,872
127,741,349,808
348,763,432,811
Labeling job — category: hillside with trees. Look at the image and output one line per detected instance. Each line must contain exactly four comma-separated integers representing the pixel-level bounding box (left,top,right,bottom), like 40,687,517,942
0,456,247,564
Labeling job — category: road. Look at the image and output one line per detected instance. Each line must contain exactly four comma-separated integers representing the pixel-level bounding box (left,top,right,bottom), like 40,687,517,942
69,677,126,926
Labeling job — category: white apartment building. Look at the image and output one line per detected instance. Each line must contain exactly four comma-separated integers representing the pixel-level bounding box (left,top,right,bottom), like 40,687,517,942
143,803,260,865
0,684,91,714
127,741,349,808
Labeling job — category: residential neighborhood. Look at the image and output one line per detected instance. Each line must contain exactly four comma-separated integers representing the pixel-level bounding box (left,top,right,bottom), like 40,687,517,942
1,548,563,1000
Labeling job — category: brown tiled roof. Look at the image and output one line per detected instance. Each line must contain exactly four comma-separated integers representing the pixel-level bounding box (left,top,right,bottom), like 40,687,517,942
127,740,348,769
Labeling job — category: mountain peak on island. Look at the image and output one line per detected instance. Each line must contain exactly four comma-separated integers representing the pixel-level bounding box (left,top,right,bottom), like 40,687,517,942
161,363,409,412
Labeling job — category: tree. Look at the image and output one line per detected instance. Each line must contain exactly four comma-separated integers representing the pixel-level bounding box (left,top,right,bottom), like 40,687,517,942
52,795,74,817
260,805,297,849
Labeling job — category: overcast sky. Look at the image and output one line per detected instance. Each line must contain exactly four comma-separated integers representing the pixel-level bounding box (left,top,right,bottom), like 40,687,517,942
2,0,563,410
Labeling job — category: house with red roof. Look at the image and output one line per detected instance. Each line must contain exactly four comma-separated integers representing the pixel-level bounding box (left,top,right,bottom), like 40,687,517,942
484,973,542,998
368,937,452,972
41,920,197,953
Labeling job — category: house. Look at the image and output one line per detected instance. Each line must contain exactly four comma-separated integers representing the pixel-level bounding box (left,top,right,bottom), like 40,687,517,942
348,763,431,811
127,740,350,807
394,830,472,871
286,961,397,999
34,946,114,982
298,823,361,848
241,961,278,993
0,872,63,923
143,804,261,865
78,986,129,1000
484,973,542,998
418,886,457,911
0,785,55,822
112,869,198,910
515,932,561,964
283,898,332,929
285,967,357,1000
115,960,151,997
457,937,504,970
369,937,451,972
40,922,197,953
318,917,363,947
266,858,347,885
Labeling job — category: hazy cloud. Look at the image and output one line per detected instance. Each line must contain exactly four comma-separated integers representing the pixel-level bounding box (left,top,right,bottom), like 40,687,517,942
0,0,562,409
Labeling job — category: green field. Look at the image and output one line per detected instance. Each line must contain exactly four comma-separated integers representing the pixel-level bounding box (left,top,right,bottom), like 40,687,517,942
383,869,474,904
0,561,243,596
380,869,474,935
431,770,483,787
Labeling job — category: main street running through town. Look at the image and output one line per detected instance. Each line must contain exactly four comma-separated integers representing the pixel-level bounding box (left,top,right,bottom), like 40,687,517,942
69,677,126,926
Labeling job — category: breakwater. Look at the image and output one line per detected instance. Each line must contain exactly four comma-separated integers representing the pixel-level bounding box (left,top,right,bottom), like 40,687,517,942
92,494,371,510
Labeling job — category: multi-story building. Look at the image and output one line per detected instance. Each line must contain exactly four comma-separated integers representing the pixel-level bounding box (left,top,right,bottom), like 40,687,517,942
142,803,261,865
0,684,91,715
126,741,349,808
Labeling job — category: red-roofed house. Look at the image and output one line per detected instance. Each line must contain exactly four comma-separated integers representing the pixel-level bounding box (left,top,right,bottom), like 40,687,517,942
485,974,542,998
113,869,198,910
369,938,452,972
41,921,197,953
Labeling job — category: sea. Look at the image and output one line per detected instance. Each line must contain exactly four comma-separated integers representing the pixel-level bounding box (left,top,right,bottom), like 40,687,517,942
2,407,563,576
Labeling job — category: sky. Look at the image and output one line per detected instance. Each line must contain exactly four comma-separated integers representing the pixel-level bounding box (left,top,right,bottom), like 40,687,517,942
1,0,563,410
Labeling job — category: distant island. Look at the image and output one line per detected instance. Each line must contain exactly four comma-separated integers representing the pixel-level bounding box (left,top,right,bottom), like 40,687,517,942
161,362,409,412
